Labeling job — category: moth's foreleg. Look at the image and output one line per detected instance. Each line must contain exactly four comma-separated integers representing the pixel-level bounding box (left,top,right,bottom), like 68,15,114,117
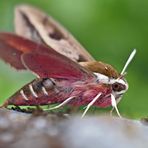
111,94,121,118
81,93,102,118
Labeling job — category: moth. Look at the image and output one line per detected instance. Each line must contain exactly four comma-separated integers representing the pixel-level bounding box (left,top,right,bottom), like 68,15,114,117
0,5,136,117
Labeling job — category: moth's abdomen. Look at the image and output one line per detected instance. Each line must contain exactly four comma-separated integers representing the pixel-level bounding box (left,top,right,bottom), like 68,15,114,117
7,78,57,106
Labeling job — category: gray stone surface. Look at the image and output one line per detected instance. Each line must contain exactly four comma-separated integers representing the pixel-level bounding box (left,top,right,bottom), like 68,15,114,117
0,108,147,148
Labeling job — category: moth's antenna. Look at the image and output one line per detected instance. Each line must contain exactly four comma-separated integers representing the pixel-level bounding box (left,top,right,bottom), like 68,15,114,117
121,49,136,75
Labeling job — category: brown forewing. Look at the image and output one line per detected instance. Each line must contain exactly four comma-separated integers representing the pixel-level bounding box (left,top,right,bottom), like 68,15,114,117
15,5,95,62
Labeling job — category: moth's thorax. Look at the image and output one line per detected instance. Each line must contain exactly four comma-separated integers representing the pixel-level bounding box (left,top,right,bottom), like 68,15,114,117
79,61,119,78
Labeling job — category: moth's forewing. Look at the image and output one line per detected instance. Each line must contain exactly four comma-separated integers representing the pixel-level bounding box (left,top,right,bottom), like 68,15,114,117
15,5,95,62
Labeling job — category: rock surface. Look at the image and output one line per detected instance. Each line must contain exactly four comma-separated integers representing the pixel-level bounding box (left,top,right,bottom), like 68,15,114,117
0,108,147,148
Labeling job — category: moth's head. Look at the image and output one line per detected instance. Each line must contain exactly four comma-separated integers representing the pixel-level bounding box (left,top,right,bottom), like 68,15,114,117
94,73,128,100
94,49,136,100
110,75,128,99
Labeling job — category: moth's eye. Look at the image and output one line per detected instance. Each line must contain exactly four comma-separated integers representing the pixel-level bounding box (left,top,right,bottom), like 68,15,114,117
112,82,125,92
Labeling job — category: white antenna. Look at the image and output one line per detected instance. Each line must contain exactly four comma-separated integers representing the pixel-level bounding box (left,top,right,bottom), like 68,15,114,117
121,49,136,75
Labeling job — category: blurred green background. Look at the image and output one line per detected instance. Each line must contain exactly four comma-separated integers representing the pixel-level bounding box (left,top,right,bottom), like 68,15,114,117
0,0,147,118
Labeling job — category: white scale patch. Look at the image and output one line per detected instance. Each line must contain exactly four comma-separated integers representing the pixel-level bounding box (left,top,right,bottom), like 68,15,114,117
20,90,29,100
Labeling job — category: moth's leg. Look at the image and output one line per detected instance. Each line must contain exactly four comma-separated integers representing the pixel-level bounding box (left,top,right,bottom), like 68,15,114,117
81,93,102,118
45,96,75,111
111,94,121,118
0,100,9,108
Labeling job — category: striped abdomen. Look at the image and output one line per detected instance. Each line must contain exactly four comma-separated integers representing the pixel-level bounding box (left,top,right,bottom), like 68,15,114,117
6,78,60,106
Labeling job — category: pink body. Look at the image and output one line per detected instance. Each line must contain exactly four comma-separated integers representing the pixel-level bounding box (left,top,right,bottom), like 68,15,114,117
7,78,112,108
